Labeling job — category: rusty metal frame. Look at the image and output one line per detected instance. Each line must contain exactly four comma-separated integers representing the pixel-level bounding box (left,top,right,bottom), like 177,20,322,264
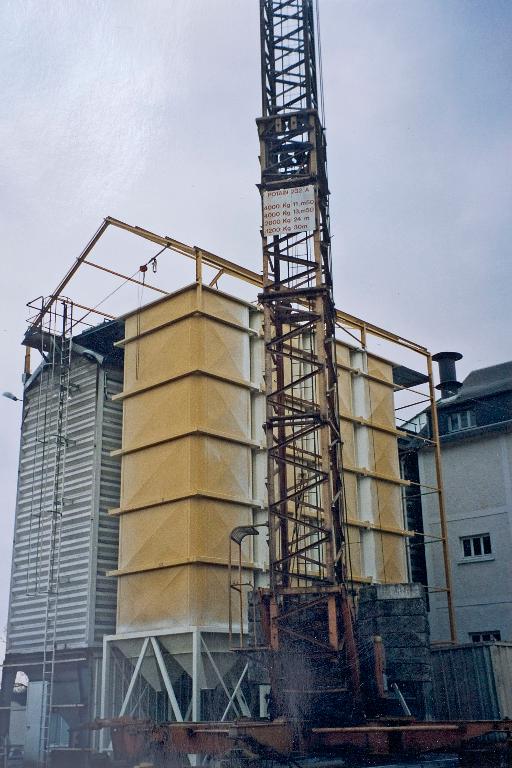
93,716,512,763
255,0,363,720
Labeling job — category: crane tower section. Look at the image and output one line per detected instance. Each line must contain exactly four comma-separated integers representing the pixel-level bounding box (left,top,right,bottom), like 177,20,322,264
258,0,359,719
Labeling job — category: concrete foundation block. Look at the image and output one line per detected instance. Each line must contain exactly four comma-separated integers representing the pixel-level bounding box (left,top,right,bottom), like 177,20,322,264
385,645,431,663
372,615,428,636
359,583,426,602
359,598,427,617
388,661,433,682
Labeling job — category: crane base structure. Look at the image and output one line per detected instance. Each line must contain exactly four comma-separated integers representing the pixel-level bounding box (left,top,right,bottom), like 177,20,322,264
82,716,512,766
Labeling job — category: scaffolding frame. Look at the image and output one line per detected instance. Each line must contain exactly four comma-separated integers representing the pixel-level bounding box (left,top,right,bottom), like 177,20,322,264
22,213,456,646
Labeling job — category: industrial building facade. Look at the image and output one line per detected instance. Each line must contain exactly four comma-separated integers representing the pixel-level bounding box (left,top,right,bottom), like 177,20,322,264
2,322,123,759
1,239,450,756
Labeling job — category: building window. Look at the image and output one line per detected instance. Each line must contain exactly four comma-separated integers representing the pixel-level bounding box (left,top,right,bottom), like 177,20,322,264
446,409,476,433
461,534,492,559
403,411,429,435
470,631,501,643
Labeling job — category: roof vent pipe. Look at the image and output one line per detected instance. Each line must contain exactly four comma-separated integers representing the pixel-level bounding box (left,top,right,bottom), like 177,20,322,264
432,352,463,399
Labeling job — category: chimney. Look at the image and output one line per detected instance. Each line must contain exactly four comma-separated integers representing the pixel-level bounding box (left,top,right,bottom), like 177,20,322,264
432,352,463,399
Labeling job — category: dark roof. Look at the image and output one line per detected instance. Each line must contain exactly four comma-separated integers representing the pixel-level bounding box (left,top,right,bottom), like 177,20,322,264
22,320,124,392
399,359,512,445
392,365,429,389
73,319,124,358
438,360,512,409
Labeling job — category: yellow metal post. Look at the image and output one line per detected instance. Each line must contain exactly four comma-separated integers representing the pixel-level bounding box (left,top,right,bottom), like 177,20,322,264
427,353,457,643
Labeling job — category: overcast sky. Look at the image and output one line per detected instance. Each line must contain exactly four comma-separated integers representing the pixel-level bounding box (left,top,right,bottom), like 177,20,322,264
0,0,511,635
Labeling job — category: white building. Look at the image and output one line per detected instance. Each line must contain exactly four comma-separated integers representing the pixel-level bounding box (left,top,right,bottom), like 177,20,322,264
406,360,512,643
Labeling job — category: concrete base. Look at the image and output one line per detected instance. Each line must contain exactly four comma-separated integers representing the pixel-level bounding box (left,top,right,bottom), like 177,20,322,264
358,583,434,718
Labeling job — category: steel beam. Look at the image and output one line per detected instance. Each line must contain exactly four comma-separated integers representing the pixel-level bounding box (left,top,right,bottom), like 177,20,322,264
149,637,183,723
118,638,149,717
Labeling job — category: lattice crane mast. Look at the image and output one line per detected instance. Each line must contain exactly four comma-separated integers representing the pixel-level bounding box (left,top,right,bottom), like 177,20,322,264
257,0,360,722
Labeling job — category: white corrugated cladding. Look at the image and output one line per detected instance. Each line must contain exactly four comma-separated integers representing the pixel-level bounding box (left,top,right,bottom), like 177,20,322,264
6,352,122,654
94,372,122,644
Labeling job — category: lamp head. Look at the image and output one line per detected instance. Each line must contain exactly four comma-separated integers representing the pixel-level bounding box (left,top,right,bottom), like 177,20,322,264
2,391,21,402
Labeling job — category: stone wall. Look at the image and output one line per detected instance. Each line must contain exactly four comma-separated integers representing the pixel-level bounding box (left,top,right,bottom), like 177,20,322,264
358,583,433,718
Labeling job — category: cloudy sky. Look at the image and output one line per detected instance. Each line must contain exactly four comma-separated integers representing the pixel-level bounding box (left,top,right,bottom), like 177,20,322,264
0,0,511,634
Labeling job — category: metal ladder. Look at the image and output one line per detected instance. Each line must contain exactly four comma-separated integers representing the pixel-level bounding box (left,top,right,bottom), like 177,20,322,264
38,301,73,766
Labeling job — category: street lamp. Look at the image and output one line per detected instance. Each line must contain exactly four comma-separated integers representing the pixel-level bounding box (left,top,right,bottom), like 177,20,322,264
2,392,21,402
